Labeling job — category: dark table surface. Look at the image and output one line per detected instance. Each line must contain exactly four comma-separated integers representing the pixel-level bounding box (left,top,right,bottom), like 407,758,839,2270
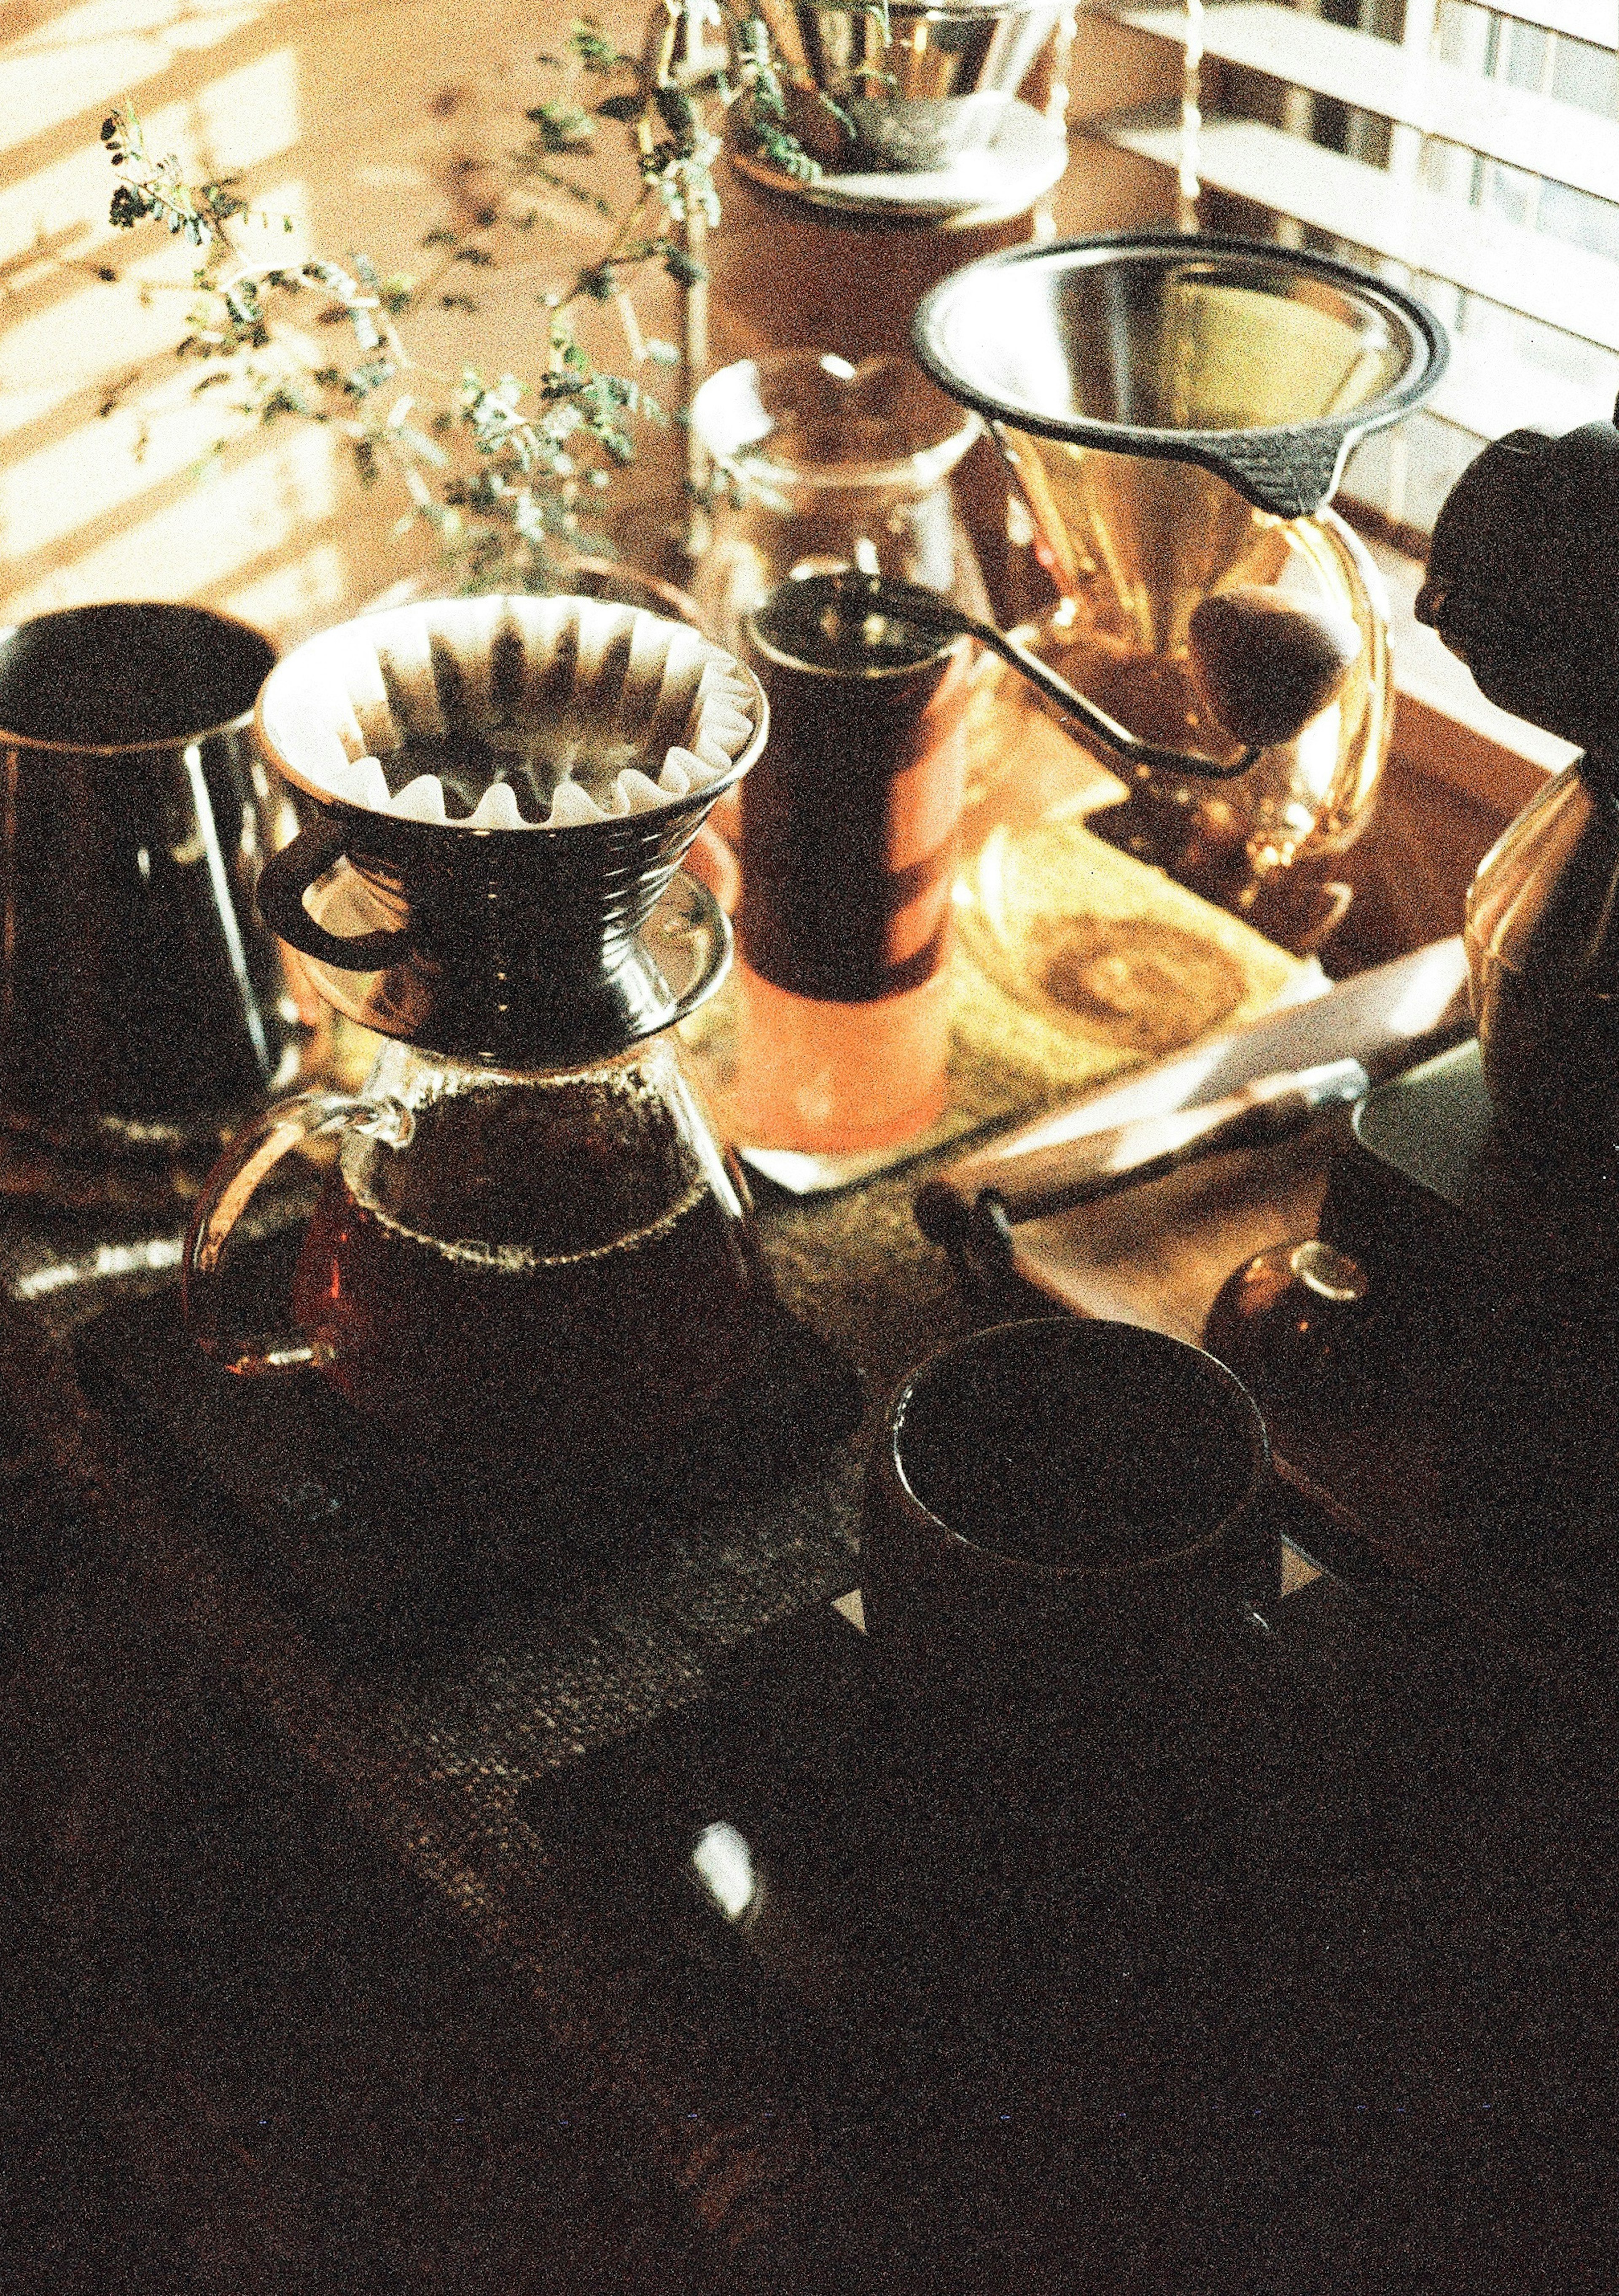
3,1140,1618,2293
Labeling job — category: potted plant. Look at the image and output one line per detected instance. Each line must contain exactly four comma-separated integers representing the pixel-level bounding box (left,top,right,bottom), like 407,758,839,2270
97,3,843,599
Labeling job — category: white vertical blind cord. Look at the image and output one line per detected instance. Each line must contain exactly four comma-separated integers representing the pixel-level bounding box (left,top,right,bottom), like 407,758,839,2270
1179,0,1206,225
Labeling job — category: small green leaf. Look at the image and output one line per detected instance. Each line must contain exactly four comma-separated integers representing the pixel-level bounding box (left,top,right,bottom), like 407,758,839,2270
527,101,593,151
655,87,695,139
569,18,624,71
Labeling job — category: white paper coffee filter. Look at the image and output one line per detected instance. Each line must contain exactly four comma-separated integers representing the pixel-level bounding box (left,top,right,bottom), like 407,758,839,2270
263,597,759,830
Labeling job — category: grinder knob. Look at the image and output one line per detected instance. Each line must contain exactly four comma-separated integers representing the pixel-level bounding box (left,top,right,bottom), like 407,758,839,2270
1187,586,1362,750
1414,416,1619,754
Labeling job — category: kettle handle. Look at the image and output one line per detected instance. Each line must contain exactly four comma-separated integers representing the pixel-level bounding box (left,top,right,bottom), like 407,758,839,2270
256,820,415,971
182,1088,414,1377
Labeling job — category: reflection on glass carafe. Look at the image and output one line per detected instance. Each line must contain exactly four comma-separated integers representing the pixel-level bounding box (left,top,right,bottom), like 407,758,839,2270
688,350,987,1152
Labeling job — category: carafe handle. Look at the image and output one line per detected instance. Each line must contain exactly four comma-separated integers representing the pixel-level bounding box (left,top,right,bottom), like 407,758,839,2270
183,1088,414,1376
256,820,415,971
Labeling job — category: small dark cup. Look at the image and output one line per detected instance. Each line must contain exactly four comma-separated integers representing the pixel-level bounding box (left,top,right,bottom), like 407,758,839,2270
863,1317,1279,1742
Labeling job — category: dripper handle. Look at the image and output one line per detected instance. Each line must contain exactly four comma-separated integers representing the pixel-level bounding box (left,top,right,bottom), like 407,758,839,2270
257,819,415,971
183,1087,413,1377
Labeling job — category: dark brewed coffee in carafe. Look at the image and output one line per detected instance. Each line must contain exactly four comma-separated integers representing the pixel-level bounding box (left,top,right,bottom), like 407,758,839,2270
289,1038,766,1459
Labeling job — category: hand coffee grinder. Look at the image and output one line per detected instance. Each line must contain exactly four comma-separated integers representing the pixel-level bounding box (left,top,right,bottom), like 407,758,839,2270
1309,406,1619,1307
1419,409,1619,1157
1205,407,1619,1560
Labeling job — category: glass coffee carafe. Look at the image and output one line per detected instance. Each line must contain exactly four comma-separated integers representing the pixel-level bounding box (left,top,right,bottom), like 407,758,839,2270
183,595,773,1470
913,234,1448,949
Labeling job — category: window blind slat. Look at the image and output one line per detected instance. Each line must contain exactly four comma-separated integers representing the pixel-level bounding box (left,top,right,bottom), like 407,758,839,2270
1487,0,1616,44
1431,327,1616,436
1113,3,1619,200
1096,112,1619,352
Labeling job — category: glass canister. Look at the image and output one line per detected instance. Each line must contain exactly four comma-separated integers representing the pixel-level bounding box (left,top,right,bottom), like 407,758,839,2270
688,350,986,1153
689,349,987,649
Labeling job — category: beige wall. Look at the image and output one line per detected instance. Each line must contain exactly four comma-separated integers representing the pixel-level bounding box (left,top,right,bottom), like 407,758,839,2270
0,0,683,648
0,0,1185,654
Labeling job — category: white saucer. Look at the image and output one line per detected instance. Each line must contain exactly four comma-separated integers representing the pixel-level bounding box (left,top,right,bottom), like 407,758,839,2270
730,99,1069,228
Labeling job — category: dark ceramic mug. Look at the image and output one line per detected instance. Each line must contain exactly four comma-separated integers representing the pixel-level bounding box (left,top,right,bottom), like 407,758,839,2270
0,602,296,1150
862,1316,1280,1737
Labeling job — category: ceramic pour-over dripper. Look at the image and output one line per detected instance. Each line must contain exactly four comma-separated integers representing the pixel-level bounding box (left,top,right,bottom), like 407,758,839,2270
187,595,776,1448
253,596,769,1067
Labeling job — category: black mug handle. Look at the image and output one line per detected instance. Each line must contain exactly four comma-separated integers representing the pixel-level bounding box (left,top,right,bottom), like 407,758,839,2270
256,819,414,972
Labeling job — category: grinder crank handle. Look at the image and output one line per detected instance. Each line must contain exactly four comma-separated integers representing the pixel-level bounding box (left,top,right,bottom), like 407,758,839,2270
183,1088,414,1377
773,572,1361,778
904,592,1266,781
